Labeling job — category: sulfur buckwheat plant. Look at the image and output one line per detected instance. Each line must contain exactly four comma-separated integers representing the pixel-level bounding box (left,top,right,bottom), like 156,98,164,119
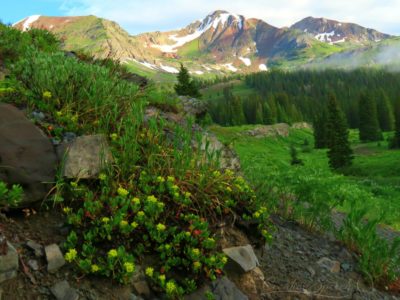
62,116,270,298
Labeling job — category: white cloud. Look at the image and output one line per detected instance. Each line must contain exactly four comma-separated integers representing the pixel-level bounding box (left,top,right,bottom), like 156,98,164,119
60,0,400,35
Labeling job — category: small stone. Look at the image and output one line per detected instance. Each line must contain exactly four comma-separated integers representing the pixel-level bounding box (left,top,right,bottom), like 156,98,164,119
26,240,44,257
307,266,316,277
223,245,259,273
51,281,79,300
0,242,19,283
317,257,341,273
133,281,150,297
28,259,39,271
32,111,45,121
45,244,65,273
341,262,352,272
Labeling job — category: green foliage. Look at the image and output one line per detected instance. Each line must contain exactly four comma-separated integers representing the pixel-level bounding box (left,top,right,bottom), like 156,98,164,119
0,23,59,63
174,64,201,98
338,202,400,285
0,25,270,297
326,94,353,170
211,125,400,287
359,93,383,142
0,180,23,209
290,144,303,166
389,98,400,149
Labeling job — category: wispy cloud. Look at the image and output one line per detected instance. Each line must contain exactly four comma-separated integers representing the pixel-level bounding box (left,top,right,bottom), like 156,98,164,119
60,0,400,35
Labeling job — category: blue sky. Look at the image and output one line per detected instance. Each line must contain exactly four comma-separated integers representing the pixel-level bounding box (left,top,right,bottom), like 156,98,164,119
2,0,400,35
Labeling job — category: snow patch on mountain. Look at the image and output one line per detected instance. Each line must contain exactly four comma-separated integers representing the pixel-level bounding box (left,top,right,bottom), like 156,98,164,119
259,64,268,71
152,11,244,53
239,57,251,66
224,63,238,72
194,70,204,75
315,31,335,43
160,64,179,73
21,15,41,31
202,65,212,71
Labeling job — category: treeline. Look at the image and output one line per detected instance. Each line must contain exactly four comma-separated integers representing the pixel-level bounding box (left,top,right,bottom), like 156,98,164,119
209,87,303,126
207,69,400,131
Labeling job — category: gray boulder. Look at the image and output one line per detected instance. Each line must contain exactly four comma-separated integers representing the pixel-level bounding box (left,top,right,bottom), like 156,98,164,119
201,134,241,171
45,244,65,273
178,96,208,119
0,104,57,206
223,245,259,273
0,240,19,283
185,277,248,300
62,135,112,179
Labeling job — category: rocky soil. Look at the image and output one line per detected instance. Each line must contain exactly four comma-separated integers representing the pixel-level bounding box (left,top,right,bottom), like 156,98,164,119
1,210,399,300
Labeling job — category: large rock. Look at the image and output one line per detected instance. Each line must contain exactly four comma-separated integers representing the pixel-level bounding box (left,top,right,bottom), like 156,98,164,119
201,134,241,171
0,104,57,206
0,241,19,283
245,123,290,138
62,135,112,179
185,277,248,300
178,96,208,119
223,245,259,273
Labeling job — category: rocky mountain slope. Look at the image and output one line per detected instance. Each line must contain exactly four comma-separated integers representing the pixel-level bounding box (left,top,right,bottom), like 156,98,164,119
13,11,395,76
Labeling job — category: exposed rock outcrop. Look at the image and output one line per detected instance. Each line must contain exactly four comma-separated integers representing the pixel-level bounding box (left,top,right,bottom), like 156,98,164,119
0,104,57,206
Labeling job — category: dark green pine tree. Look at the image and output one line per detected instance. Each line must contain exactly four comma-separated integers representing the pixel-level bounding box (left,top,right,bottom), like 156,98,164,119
326,95,353,170
377,92,395,132
313,110,328,149
174,64,201,98
359,93,382,142
390,99,400,149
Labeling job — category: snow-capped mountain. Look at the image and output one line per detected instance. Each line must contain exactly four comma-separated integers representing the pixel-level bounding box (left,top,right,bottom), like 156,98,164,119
291,17,390,45
13,11,395,76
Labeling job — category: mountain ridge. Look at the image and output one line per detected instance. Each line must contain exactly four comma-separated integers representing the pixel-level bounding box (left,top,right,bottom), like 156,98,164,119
12,11,396,76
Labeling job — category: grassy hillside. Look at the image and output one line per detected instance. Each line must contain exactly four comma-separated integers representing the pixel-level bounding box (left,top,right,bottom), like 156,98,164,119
210,125,400,229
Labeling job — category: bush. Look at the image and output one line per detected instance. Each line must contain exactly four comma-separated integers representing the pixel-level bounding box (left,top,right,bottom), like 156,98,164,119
0,180,23,209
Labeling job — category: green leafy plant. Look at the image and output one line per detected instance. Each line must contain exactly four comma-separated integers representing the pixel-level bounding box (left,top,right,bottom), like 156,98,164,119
0,180,23,209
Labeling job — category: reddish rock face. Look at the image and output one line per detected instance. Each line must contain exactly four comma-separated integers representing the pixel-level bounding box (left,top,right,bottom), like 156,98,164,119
0,104,57,206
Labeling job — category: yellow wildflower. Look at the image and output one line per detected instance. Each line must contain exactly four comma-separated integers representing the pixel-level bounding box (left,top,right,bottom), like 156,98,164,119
63,207,71,214
131,221,138,229
184,192,191,198
145,267,154,277
166,281,177,295
108,249,118,258
117,187,129,197
42,91,52,99
159,274,166,283
137,211,145,218
102,217,110,223
98,173,107,181
147,195,157,203
124,262,135,273
131,197,140,205
120,220,128,227
91,264,100,273
156,176,165,183
193,261,202,270
110,133,118,141
65,248,77,262
156,223,166,232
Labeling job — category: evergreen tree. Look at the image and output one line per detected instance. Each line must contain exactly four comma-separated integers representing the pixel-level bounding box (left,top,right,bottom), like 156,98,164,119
313,110,327,149
326,95,353,169
377,92,395,132
390,99,400,149
174,64,201,98
359,93,382,142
